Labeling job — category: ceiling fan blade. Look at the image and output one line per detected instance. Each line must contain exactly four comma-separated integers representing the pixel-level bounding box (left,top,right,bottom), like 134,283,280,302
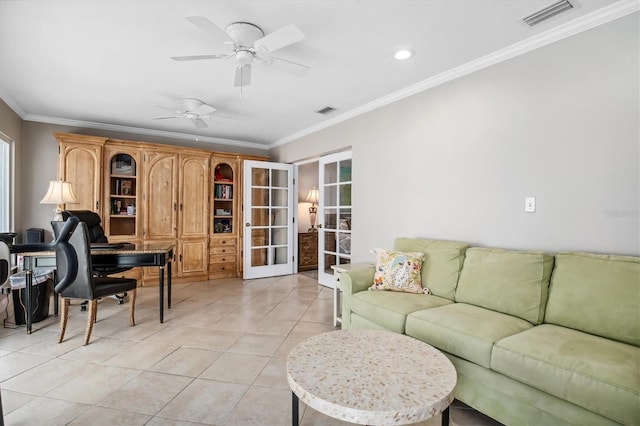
185,16,234,44
263,55,310,77
191,117,208,128
202,113,237,122
150,104,181,113
197,103,216,116
234,64,252,87
254,24,305,53
153,116,180,120
171,54,231,61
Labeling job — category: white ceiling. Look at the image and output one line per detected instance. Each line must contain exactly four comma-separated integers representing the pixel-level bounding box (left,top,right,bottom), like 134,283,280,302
0,0,631,150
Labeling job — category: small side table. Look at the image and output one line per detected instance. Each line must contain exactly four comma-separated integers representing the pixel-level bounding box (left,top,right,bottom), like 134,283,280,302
287,329,457,426
330,262,373,327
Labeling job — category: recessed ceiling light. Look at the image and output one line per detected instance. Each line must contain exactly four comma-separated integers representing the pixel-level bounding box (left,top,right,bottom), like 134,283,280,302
394,49,414,60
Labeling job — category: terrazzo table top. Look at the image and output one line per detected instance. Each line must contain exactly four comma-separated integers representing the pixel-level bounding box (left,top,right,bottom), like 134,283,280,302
286,329,457,425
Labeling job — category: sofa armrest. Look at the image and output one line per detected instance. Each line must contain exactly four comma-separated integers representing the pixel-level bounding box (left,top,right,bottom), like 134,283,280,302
340,266,375,329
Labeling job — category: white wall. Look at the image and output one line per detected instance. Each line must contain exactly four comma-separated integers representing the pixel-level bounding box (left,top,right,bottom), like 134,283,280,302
297,161,319,233
271,13,640,258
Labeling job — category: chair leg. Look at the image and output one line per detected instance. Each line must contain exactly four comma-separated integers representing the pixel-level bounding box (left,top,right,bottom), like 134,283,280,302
58,297,70,343
84,300,97,345
129,288,136,326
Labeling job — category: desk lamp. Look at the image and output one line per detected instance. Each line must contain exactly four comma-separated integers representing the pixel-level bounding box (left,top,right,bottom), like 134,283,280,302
40,180,78,221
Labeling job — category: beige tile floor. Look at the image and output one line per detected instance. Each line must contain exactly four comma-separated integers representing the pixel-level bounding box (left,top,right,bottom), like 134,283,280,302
0,272,501,426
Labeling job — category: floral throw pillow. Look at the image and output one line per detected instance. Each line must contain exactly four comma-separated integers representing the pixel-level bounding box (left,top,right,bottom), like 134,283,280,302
369,249,430,294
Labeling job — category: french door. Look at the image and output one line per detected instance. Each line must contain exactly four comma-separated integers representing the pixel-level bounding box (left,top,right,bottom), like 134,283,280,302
243,160,295,279
318,151,352,287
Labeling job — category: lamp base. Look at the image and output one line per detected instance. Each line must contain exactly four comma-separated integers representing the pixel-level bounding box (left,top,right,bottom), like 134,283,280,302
52,206,64,222
308,227,317,233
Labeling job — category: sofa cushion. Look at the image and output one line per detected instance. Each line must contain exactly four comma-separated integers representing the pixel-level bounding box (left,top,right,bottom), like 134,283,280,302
350,290,452,334
405,303,533,368
545,252,640,346
454,248,554,325
393,237,469,300
370,249,427,294
492,324,640,425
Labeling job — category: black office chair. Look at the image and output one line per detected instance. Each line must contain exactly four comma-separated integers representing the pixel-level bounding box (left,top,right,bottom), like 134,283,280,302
55,221,137,346
60,210,133,277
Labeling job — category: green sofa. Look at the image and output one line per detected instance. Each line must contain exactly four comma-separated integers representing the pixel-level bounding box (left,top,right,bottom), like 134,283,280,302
340,238,639,425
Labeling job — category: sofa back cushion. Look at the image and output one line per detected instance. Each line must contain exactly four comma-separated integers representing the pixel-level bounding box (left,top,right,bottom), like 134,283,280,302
393,237,469,300
545,252,640,346
455,248,554,325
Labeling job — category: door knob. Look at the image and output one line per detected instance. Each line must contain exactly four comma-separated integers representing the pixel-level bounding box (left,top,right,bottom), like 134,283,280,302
317,224,323,229
246,222,251,227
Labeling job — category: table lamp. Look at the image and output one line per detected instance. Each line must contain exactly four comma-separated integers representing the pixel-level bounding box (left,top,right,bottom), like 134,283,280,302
305,188,320,232
40,180,78,221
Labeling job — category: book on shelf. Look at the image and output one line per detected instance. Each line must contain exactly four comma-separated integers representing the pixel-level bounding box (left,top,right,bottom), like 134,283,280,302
215,184,233,199
121,180,132,195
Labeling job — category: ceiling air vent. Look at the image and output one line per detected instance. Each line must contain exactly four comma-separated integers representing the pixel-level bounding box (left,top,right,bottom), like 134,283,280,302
315,106,337,115
522,0,573,26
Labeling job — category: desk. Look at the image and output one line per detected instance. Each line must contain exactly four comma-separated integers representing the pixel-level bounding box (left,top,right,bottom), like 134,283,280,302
17,243,174,334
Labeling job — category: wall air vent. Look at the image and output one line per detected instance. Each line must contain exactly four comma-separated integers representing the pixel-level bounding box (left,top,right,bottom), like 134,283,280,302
315,106,337,115
522,0,573,26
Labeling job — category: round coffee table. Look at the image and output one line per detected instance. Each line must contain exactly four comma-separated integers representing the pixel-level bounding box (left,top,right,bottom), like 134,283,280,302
286,329,457,425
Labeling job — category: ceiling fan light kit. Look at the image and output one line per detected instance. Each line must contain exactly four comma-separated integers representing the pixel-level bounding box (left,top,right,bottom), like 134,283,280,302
171,17,310,88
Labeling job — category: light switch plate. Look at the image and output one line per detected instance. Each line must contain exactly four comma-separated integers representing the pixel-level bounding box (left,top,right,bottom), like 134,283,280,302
525,197,536,213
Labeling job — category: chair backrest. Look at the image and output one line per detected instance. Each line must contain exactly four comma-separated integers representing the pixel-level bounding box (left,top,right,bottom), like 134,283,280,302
62,210,108,243
0,241,10,287
54,221,95,299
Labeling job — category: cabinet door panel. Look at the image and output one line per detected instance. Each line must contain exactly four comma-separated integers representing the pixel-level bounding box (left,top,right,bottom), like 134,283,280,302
144,152,177,240
180,155,209,238
180,240,208,276
60,145,102,213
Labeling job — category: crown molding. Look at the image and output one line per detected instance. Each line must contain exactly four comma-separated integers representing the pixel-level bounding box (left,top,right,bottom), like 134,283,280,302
271,0,639,148
23,114,268,151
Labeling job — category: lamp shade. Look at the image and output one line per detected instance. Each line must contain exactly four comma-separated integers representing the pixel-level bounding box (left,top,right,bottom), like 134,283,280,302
305,188,319,205
40,180,78,205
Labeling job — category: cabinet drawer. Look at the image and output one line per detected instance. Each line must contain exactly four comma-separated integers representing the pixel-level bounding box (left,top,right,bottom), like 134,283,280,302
210,245,236,255
210,254,237,264
210,237,237,247
209,262,236,274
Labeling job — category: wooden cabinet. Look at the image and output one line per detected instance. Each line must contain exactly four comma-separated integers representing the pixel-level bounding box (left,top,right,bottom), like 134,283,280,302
178,154,209,278
143,150,178,241
209,236,237,279
143,151,210,280
57,134,104,214
103,145,142,242
209,158,239,279
55,132,267,285
298,232,318,271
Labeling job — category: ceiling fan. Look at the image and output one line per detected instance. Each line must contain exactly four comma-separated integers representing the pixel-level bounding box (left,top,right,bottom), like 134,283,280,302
171,16,310,87
152,98,233,128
